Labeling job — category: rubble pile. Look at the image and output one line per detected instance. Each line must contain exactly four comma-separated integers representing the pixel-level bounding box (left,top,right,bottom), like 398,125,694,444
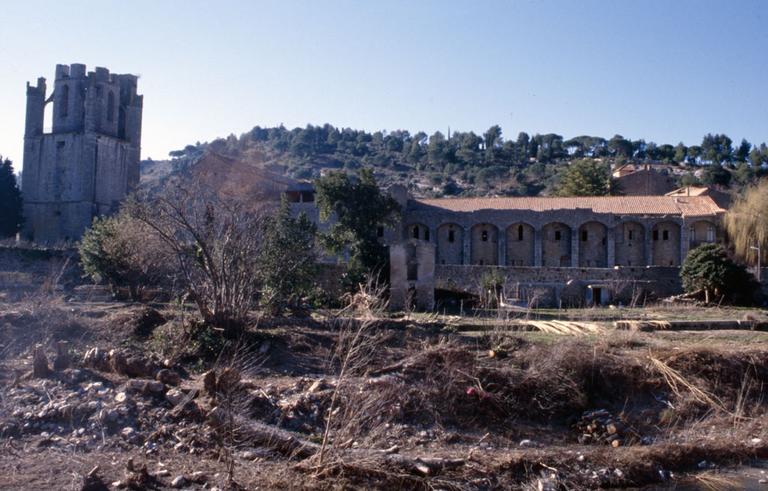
574,409,627,447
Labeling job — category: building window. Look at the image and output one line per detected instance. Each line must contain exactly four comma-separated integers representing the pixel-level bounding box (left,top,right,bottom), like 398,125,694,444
707,226,715,242
448,229,455,243
663,230,669,241
481,230,488,242
653,230,659,241
377,226,384,238
628,230,634,240
300,191,315,202
555,230,561,241
412,226,419,239
518,225,524,241
407,263,418,281
581,230,588,241
424,229,430,241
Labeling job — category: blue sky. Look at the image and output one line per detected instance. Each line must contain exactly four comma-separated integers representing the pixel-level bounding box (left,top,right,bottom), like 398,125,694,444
1,0,766,170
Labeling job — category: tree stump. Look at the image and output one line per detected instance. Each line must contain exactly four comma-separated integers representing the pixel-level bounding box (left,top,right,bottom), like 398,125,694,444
33,345,51,378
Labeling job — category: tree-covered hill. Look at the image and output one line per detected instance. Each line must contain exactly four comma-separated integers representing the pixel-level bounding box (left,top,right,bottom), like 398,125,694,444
142,124,768,198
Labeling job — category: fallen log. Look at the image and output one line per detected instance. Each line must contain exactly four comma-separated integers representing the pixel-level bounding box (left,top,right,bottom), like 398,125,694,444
231,416,465,476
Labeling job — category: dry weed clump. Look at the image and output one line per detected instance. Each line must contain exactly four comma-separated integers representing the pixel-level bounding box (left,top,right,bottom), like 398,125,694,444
649,348,768,422
0,294,90,357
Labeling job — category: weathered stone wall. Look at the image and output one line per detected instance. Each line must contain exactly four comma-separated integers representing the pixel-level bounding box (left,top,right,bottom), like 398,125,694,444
542,222,571,266
470,223,498,265
578,221,608,267
651,221,681,266
506,223,535,266
436,223,463,265
21,63,142,244
615,221,645,266
615,168,676,196
434,264,683,307
688,219,718,250
390,240,435,310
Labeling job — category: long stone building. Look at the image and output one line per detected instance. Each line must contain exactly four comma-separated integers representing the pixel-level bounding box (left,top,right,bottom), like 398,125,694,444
284,181,728,309
388,193,726,309
21,63,143,243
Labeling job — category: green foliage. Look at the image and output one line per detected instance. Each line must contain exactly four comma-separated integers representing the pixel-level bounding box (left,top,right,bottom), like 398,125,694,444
0,157,23,238
79,211,160,300
258,201,318,313
315,168,400,284
554,159,613,196
479,269,505,308
168,124,768,198
701,163,731,187
680,243,758,305
701,133,733,164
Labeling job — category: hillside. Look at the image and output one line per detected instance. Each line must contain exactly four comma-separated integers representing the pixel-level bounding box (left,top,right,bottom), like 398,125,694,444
140,125,768,198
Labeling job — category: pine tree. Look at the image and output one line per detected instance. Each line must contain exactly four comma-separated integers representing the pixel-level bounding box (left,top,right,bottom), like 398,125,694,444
0,157,23,238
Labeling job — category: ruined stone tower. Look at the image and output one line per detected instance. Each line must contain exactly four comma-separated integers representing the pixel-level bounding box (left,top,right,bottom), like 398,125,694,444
21,63,143,243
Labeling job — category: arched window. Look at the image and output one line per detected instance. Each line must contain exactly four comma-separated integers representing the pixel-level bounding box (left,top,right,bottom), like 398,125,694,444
481,230,488,242
60,85,69,118
412,226,419,239
107,91,115,122
518,225,524,241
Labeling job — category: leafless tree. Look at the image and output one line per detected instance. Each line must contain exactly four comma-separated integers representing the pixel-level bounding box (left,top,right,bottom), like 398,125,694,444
129,184,266,336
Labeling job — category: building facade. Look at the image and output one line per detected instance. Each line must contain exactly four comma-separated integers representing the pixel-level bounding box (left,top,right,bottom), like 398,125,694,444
392,194,726,309
21,64,143,243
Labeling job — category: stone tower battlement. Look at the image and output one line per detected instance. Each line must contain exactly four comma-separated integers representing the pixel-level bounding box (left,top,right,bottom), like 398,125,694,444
21,63,143,243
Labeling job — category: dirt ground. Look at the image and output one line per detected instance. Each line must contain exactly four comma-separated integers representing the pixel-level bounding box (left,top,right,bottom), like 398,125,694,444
2,296,768,490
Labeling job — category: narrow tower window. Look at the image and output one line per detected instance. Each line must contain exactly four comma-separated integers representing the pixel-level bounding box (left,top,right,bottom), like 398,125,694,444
107,91,115,122
448,229,455,243
517,225,524,241
60,85,69,118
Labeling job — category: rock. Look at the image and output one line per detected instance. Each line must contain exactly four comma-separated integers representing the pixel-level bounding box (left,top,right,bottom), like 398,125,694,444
33,345,51,378
307,379,327,393
239,450,256,460
110,349,155,378
190,471,207,483
519,439,534,447
126,379,165,395
155,469,170,477
170,475,187,488
111,481,126,489
537,478,558,491
121,427,136,438
83,348,110,371
114,392,129,403
166,388,185,406
131,307,165,337
156,369,181,386
53,341,71,371
611,439,622,448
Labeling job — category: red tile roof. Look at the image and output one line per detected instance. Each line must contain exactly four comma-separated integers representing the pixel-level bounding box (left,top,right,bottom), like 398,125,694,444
413,195,724,217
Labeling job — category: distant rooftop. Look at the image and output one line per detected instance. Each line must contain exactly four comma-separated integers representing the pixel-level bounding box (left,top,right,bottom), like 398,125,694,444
412,195,725,217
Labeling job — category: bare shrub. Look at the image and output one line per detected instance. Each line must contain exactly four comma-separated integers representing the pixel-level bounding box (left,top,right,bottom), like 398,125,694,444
129,184,266,336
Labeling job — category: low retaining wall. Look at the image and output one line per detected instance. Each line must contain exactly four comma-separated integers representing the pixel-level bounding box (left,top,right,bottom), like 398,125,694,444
434,265,683,307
